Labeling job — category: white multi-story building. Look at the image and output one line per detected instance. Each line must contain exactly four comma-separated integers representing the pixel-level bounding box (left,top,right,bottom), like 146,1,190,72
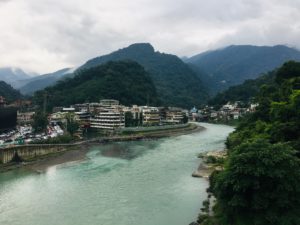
100,99,119,107
142,106,160,126
90,107,125,130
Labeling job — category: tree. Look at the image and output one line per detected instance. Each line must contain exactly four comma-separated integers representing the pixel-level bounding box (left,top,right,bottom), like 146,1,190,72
32,112,48,133
65,113,79,136
212,139,300,225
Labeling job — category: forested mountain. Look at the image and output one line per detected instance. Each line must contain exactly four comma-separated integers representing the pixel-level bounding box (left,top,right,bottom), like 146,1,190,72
78,43,208,108
202,61,300,225
19,68,74,95
185,45,300,94
0,67,32,88
0,81,22,102
34,61,159,110
208,71,276,108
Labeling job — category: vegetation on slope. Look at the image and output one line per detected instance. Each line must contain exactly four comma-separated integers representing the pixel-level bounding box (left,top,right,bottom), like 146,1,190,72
201,61,300,225
186,45,300,94
79,43,208,108
34,61,159,111
0,81,22,102
208,71,276,109
19,68,72,95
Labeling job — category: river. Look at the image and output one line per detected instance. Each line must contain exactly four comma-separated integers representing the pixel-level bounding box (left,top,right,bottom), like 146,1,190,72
0,123,234,225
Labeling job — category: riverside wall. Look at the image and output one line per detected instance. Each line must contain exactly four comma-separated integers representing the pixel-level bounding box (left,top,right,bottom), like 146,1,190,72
0,144,74,164
0,123,198,164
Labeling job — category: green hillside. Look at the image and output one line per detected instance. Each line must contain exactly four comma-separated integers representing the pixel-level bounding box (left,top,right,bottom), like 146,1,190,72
19,68,73,95
34,61,159,110
202,61,300,225
186,45,300,94
0,81,22,102
79,43,208,108
208,71,276,108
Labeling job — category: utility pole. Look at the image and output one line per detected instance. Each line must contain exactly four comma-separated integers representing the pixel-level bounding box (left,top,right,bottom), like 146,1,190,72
147,93,149,106
43,92,47,114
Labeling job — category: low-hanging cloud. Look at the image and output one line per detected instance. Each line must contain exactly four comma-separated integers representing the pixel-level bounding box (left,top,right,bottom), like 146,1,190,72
0,0,299,74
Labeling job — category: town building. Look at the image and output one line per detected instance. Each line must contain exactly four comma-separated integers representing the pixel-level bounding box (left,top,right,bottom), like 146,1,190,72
62,107,76,112
165,107,185,124
90,107,125,130
17,111,35,124
0,96,5,108
100,99,119,107
75,111,91,128
142,106,160,126
88,103,102,114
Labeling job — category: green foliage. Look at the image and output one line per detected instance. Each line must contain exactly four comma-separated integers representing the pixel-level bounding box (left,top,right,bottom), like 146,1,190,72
32,112,48,132
0,81,22,102
33,134,73,144
208,72,275,109
210,61,300,225
186,45,300,94
34,61,160,110
276,61,300,83
212,140,300,225
226,61,300,150
65,114,79,136
125,111,140,127
80,43,208,108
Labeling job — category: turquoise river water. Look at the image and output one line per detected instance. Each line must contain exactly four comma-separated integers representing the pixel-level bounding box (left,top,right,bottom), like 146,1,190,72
0,123,234,225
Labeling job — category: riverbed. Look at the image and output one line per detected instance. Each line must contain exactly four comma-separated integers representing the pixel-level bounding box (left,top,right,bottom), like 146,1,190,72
0,123,234,225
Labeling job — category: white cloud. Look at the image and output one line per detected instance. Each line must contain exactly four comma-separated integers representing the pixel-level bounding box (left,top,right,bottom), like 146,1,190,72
0,0,299,73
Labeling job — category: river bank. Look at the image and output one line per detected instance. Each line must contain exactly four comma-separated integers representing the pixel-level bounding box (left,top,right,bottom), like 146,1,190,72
0,123,203,173
191,150,227,179
0,123,234,225
190,147,229,225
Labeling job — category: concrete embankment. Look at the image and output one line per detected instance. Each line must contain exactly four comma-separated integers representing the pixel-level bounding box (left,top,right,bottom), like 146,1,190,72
0,123,201,165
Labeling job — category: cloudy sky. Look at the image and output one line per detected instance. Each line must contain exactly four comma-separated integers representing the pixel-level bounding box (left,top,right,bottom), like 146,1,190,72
0,0,299,74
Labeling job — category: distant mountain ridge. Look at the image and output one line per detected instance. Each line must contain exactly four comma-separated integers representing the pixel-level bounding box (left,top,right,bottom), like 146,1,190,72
0,67,32,88
185,45,300,94
79,43,208,108
34,61,159,110
19,68,74,95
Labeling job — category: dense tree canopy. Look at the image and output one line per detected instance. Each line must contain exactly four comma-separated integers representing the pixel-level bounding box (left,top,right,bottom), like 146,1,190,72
34,61,160,111
208,72,275,109
212,140,300,225
208,61,300,225
0,81,22,102
80,43,208,108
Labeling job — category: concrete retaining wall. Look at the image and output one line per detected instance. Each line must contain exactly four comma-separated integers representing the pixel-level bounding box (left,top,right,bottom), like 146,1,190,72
0,145,73,164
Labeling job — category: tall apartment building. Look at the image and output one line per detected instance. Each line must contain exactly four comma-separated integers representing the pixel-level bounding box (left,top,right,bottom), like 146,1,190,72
90,107,125,130
142,106,160,126
90,99,124,130
166,107,184,124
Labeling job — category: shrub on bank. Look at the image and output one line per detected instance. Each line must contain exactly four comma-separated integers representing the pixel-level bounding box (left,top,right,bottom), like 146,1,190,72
32,134,74,144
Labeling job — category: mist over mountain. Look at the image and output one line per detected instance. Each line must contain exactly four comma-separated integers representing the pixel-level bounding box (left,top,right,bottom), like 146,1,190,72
19,68,74,95
185,45,300,94
0,67,32,88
